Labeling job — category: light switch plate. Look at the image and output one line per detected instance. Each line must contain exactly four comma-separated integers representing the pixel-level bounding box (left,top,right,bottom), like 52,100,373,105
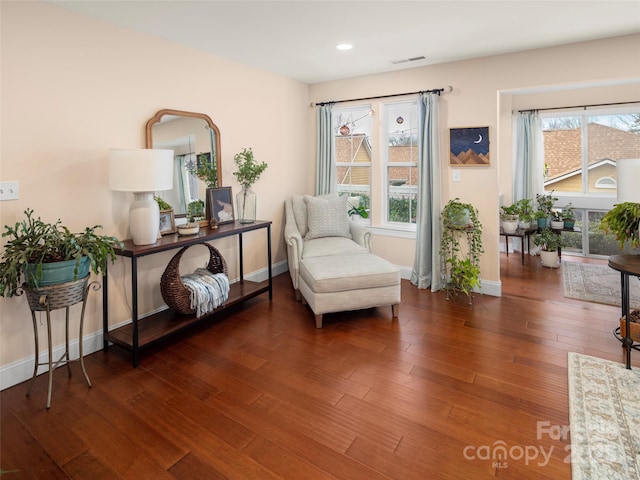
0,182,19,201
452,169,461,182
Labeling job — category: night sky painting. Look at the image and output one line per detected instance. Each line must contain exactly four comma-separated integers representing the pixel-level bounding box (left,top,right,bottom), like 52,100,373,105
449,126,490,166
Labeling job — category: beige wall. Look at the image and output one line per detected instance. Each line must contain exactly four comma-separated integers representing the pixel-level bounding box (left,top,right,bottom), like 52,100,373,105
1,1,639,388
310,34,640,288
0,1,311,383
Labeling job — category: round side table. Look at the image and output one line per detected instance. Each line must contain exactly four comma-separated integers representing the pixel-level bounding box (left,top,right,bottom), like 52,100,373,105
608,254,640,369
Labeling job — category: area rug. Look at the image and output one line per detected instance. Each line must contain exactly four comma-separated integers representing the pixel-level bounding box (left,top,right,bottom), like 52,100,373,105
568,352,640,479
562,261,640,309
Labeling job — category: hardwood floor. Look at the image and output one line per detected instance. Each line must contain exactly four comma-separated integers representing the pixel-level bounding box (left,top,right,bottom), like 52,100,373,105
2,252,637,479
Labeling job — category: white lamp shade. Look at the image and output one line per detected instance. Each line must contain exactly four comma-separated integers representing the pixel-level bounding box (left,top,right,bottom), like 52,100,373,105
109,148,174,192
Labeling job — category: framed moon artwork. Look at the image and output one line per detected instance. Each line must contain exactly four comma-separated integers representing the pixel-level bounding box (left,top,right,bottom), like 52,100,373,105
449,126,490,166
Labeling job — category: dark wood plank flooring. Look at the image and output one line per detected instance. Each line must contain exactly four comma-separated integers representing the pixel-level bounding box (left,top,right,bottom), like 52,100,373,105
2,253,637,479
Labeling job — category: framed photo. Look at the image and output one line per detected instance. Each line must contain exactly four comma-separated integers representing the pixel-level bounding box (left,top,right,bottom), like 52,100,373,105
159,209,176,235
208,187,235,225
449,126,490,166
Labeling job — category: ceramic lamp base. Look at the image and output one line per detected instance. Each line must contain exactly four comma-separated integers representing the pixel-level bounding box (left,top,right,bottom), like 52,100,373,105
129,192,160,245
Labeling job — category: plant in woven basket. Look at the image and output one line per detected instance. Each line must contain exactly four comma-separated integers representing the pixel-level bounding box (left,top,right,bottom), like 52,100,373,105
0,209,122,297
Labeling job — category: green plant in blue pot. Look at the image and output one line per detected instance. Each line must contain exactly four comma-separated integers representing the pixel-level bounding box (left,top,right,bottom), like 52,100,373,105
0,209,122,297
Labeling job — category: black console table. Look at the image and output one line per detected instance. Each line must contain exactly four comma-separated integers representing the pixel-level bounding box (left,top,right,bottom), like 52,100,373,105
608,254,640,369
102,220,272,367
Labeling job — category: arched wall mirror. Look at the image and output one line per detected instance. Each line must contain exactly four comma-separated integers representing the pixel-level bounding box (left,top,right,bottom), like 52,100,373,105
145,109,222,218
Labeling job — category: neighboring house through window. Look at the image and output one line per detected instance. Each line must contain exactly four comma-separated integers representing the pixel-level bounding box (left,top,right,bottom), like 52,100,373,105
335,99,419,229
541,108,640,256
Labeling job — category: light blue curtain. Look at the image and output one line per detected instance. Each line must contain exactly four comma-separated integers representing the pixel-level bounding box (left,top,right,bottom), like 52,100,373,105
514,111,543,202
175,154,189,213
411,92,442,291
316,104,336,195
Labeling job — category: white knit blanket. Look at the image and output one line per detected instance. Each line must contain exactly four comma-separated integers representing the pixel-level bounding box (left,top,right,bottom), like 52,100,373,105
181,268,230,317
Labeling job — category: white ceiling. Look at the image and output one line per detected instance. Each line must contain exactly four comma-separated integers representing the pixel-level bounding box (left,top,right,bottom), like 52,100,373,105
52,0,640,84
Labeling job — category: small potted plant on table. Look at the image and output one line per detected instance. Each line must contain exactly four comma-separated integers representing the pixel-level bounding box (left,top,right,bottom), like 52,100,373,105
500,203,519,234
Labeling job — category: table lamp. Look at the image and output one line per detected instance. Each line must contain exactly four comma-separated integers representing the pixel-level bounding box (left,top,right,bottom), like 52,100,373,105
109,148,174,245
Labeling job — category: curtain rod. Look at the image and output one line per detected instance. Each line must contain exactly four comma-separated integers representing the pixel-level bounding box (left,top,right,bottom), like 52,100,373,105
518,100,640,114
314,86,452,107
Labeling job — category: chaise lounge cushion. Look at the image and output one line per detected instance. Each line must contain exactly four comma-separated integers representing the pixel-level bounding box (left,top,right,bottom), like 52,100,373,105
300,254,399,294
302,237,369,259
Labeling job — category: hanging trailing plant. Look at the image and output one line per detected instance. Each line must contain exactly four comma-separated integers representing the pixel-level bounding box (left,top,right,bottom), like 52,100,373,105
439,198,483,299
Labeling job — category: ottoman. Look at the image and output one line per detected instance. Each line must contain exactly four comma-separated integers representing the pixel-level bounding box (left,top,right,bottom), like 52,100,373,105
298,253,401,328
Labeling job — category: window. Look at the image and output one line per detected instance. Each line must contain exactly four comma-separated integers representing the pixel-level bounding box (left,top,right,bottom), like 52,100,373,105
384,101,418,224
594,176,616,189
541,107,640,257
334,99,419,229
334,105,372,219
542,111,640,195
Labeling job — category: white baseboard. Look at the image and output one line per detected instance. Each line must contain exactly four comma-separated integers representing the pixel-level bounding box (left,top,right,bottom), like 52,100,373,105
398,266,502,297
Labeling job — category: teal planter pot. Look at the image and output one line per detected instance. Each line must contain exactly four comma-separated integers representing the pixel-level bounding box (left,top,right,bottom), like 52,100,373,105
537,218,548,229
24,256,90,288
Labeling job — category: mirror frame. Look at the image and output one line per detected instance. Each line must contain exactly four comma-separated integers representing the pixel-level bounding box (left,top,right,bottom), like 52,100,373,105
145,108,223,186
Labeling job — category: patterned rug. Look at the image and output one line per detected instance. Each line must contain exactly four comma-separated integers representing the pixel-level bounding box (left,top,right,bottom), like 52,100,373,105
568,353,640,479
562,261,640,309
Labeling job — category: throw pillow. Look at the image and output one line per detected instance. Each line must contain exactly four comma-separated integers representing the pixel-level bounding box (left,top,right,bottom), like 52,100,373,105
304,194,352,240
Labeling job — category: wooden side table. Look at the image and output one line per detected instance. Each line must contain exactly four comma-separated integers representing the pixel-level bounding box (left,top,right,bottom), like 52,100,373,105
22,276,98,408
608,254,640,369
500,226,536,265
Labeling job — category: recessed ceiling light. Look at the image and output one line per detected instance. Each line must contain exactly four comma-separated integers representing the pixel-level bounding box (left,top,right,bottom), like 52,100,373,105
336,43,352,51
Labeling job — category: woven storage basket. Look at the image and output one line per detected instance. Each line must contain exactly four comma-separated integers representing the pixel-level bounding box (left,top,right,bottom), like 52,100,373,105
160,243,228,315
23,275,89,312
620,314,640,342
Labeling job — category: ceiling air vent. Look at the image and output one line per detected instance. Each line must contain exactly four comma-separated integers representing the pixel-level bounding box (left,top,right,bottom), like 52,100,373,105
390,56,426,65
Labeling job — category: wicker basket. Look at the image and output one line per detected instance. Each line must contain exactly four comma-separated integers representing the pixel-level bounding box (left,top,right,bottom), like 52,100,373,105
23,275,89,312
160,243,228,315
620,315,640,342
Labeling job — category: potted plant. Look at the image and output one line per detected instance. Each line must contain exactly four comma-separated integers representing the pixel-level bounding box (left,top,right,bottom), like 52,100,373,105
443,198,472,227
500,203,519,234
0,209,122,297
187,200,207,225
233,148,268,224
535,191,558,228
562,203,576,229
347,202,369,219
600,202,640,250
440,198,483,302
550,210,564,230
515,198,535,229
532,228,563,268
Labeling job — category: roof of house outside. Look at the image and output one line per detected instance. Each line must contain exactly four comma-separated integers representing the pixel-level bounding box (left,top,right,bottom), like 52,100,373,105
335,134,371,162
544,123,640,180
